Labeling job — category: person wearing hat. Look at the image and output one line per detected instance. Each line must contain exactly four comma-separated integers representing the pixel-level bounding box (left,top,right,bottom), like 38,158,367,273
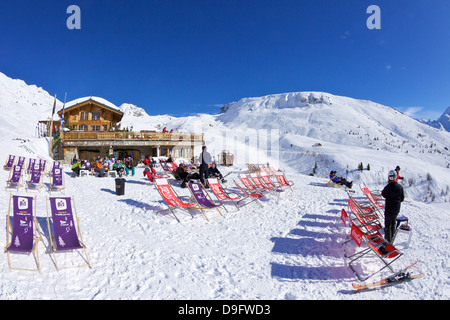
381,170,405,243
395,166,404,181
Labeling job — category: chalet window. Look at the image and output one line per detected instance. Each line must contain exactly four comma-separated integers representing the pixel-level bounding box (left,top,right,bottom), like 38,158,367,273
90,125,96,131
73,125,77,130
80,112,85,120
102,125,107,131
96,125,100,131
92,112,100,120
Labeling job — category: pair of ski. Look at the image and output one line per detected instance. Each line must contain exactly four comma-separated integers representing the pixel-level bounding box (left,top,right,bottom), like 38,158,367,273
352,261,424,293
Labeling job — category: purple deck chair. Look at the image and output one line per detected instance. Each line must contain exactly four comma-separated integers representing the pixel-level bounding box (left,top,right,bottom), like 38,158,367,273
5,165,24,191
188,181,224,221
26,168,43,192
26,158,36,173
3,155,15,170
16,156,26,169
5,195,42,272
46,196,91,270
49,167,65,194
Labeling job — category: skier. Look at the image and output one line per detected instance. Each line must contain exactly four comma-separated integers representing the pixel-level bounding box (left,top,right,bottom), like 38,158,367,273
381,170,405,243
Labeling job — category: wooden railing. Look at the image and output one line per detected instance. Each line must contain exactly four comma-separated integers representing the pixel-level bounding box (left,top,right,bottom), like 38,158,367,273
61,131,204,142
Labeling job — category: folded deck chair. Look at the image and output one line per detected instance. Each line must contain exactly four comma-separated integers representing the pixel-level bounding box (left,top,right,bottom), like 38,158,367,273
360,184,385,211
187,181,224,221
46,196,91,270
5,194,42,272
347,197,382,234
275,172,294,191
346,221,403,282
154,178,196,222
5,165,24,192
49,167,65,194
3,155,15,170
207,177,243,210
26,168,44,192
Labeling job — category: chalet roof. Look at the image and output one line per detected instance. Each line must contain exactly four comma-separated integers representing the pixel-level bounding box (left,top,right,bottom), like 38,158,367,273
57,96,124,115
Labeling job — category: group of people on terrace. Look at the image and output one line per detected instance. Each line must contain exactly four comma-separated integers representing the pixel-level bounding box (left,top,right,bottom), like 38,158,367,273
71,156,135,177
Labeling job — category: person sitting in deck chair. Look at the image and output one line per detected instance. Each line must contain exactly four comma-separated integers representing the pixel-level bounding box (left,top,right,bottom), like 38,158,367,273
329,171,353,189
176,164,201,188
113,160,125,177
71,159,82,177
208,163,226,183
95,157,106,177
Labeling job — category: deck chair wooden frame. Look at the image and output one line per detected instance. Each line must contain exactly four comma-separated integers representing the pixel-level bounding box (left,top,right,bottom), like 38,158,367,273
5,194,43,272
46,196,91,270
346,221,403,282
187,181,224,221
5,165,24,192
154,178,196,222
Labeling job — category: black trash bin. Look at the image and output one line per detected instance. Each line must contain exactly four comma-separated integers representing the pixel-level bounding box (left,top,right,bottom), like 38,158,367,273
115,178,126,195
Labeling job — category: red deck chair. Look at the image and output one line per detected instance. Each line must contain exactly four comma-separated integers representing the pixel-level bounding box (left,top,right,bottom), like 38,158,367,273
249,173,272,192
207,177,242,210
260,172,283,190
346,221,403,282
275,172,294,191
234,177,264,207
154,178,196,222
360,183,385,211
347,197,382,234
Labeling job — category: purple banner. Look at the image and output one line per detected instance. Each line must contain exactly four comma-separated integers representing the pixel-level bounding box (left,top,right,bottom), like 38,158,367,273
49,197,82,251
7,196,34,252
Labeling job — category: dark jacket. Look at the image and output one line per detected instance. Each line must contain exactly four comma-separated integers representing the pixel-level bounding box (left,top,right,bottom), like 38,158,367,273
381,181,405,216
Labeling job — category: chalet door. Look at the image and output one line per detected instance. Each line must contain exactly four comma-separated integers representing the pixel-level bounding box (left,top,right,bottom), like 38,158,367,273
79,150,100,163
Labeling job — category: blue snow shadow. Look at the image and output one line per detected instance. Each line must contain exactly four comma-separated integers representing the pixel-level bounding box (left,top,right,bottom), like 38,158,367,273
270,210,355,281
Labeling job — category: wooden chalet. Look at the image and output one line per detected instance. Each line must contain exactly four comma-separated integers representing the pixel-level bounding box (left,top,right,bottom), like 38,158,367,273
55,96,204,164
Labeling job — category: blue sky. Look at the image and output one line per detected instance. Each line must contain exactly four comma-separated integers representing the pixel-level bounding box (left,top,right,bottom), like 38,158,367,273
1,0,449,119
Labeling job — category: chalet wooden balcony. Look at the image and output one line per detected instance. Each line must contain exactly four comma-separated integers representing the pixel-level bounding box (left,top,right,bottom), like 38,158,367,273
60,131,204,148
62,131,204,142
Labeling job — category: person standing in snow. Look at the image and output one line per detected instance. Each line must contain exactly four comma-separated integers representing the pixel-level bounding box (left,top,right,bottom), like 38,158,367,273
381,170,405,243
199,145,212,188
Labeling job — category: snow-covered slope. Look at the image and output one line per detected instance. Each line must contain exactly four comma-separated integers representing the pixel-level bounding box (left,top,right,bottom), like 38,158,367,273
1,72,449,202
0,72,63,139
215,92,450,202
0,71,448,301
